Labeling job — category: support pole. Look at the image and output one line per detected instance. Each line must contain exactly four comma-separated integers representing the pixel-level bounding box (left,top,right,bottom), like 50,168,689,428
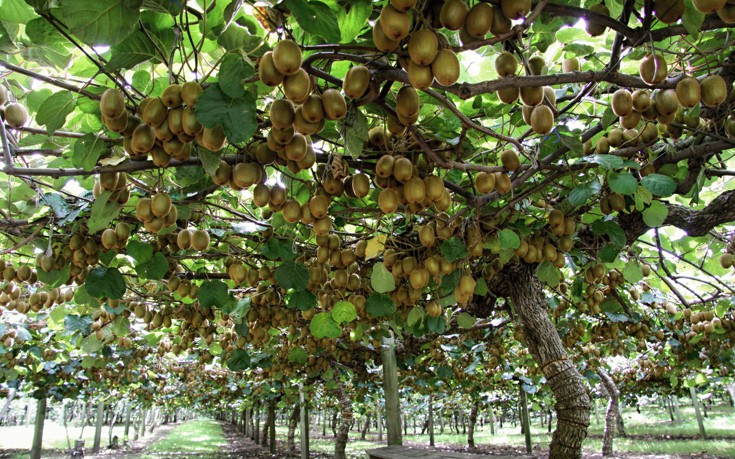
429,394,435,447
690,386,707,440
93,400,104,454
124,402,131,441
376,398,383,441
300,386,309,459
381,333,402,446
30,397,46,459
520,387,532,455
269,401,276,453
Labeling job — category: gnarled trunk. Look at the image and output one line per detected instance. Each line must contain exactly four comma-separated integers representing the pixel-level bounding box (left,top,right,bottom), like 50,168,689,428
287,404,299,455
598,369,619,456
504,262,591,459
467,398,479,449
261,405,271,447
334,382,353,459
360,411,371,440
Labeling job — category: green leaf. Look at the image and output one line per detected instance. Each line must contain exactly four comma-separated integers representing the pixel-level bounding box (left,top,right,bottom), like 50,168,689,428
227,349,251,371
41,193,70,219
85,267,126,299
0,0,38,23
195,83,257,144
136,252,168,280
441,237,468,263
599,244,620,263
337,0,370,43
407,305,424,327
365,292,396,318
217,23,261,52
262,238,296,260
456,312,476,329
682,1,705,39
567,181,601,206
218,53,254,99
642,200,669,227
536,261,561,287
622,263,643,284
36,91,76,133
37,265,70,288
105,29,169,71
288,347,308,364
198,149,221,176
310,312,342,339
64,314,93,335
199,280,230,309
498,229,520,250
341,107,369,158
583,154,624,170
111,316,130,336
474,277,488,296
275,260,309,290
72,134,108,171
286,289,317,311
370,261,395,293
641,174,677,197
426,316,445,333
608,171,638,195
284,0,341,43
332,300,356,324
58,0,141,46
87,190,120,234
126,240,153,263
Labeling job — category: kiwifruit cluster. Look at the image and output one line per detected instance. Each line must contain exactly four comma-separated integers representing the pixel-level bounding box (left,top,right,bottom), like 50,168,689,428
167,275,199,300
0,85,28,128
175,228,211,252
99,222,131,251
93,171,130,205
653,0,735,24
439,0,524,43
134,192,178,234
373,153,450,214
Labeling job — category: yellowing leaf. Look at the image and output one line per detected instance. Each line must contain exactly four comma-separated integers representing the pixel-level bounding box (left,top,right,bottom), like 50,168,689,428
365,234,387,260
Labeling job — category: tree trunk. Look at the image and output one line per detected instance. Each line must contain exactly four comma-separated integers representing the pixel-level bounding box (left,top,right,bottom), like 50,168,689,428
361,411,371,440
467,398,479,449
489,406,496,435
261,404,271,447
690,386,707,440
598,369,619,457
429,395,435,447
504,262,591,459
616,410,626,437
93,401,104,454
269,402,276,454
300,386,310,459
287,404,299,455
334,382,353,459
30,397,46,459
124,403,132,441
0,388,16,422
520,388,532,455
673,396,682,423
382,334,402,445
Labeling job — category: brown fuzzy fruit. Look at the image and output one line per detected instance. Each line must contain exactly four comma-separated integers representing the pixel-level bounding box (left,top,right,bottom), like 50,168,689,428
700,74,728,107
322,89,347,120
440,0,469,30
530,105,554,134
100,89,126,120
380,5,411,41
676,77,701,108
272,40,302,76
465,3,493,38
495,52,518,77
586,3,610,36
501,0,530,19
190,230,210,251
431,50,460,87
343,65,371,99
258,52,284,86
640,54,668,85
611,89,633,117
653,0,684,24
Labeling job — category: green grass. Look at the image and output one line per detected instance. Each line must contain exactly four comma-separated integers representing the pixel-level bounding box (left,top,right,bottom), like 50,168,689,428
0,421,129,451
145,419,227,454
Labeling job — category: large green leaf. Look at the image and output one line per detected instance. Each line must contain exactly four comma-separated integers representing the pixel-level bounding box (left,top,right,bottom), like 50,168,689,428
441,237,468,263
370,261,395,293
85,267,126,299
227,349,251,371
642,200,669,227
365,293,396,318
641,174,677,197
36,91,76,133
105,29,170,71
87,190,120,234
0,0,38,23
199,280,231,309
195,83,258,144
310,312,342,339
332,300,356,324
337,0,370,43
72,134,107,171
341,105,368,158
218,53,255,99
608,172,638,196
536,261,561,287
58,0,142,46
284,0,340,42
275,260,309,291
37,265,70,288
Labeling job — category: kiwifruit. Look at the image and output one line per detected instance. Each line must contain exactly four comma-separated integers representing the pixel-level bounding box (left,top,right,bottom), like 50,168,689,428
495,52,518,77
380,5,411,41
622,128,640,145
440,0,469,30
212,161,231,186
717,4,735,23
378,188,399,213
520,86,544,106
720,252,734,269
167,108,184,136
302,95,324,123
100,229,117,250
595,136,610,154
151,193,172,217
612,89,633,117
397,111,419,126
162,84,183,108
700,74,728,106
407,62,434,90
562,57,580,73
141,97,167,127
181,81,203,107
422,175,443,202
528,56,546,76
396,86,420,118
99,172,119,191
308,195,329,219
272,39,302,76
115,222,130,242
631,90,651,112
369,126,390,149
258,52,284,86
543,87,556,107
501,0,530,19
490,6,512,35
586,3,610,36
252,183,270,207
530,105,553,134
131,124,156,154
653,89,679,116
283,68,312,104
497,86,519,103
692,0,726,12
270,99,295,129
494,172,511,194
190,230,210,251
0,85,6,105
501,149,521,171
270,124,294,145
269,186,287,206
285,133,308,161
373,22,400,52
181,107,202,136
653,0,684,23
321,89,347,120
476,171,495,193
639,54,668,84
376,155,396,178
408,29,439,66
607,128,623,147
343,65,371,99
640,122,659,142
352,173,371,198
675,77,701,108
620,110,641,129
293,107,321,135
393,156,413,183
154,117,174,141
432,50,460,87
100,88,126,120
200,126,226,151
465,3,493,37
104,110,129,133
391,0,417,12
404,177,426,204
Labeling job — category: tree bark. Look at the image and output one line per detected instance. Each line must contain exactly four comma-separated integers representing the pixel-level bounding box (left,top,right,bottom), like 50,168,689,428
360,411,371,440
428,395,435,446
382,334,402,446
520,388,532,455
269,402,276,454
30,397,46,459
598,369,620,457
468,398,479,449
261,404,271,447
334,382,353,459
287,403,299,455
503,261,591,459
300,386,310,459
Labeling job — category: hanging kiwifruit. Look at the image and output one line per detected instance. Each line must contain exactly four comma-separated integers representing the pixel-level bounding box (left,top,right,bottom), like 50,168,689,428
283,68,312,104
100,88,126,120
490,6,512,35
141,97,167,127
676,77,701,108
692,0,725,13
440,0,469,30
373,23,400,52
181,108,202,136
495,52,518,77
501,149,521,171
653,0,684,23
162,84,183,108
639,54,668,84
151,193,172,218
396,86,420,118
407,62,434,90
322,89,347,120
501,0,530,19
190,230,210,251
562,57,580,73
530,105,554,134
465,3,493,38
104,110,129,133
718,4,735,23
585,3,610,36
494,172,511,194
258,52,284,86
181,81,203,107
343,65,371,99
270,99,295,130
528,56,546,76
653,89,679,116
432,50,460,87
497,86,519,104
611,89,633,117
620,110,641,129
632,90,651,112
272,39,302,76
369,126,390,149
700,74,728,106
293,107,321,135
302,95,324,123
379,5,411,41
520,86,544,106
131,124,156,154
285,133,308,162
408,29,439,66
200,126,226,151
378,188,400,213
352,173,371,198
475,171,495,193
391,0,417,12
0,85,7,105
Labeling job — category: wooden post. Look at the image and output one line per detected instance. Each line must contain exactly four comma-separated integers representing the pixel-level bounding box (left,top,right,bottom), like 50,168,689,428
255,403,260,444
124,402,131,441
140,408,147,439
439,407,444,434
300,386,309,459
269,401,276,453
690,386,707,440
93,400,104,454
382,333,402,446
673,395,682,423
428,394,435,447
520,387,532,455
376,398,383,441
30,397,46,459
489,406,496,435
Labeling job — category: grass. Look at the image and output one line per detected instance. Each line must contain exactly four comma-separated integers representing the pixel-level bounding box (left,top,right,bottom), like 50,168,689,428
145,419,227,454
0,421,129,451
